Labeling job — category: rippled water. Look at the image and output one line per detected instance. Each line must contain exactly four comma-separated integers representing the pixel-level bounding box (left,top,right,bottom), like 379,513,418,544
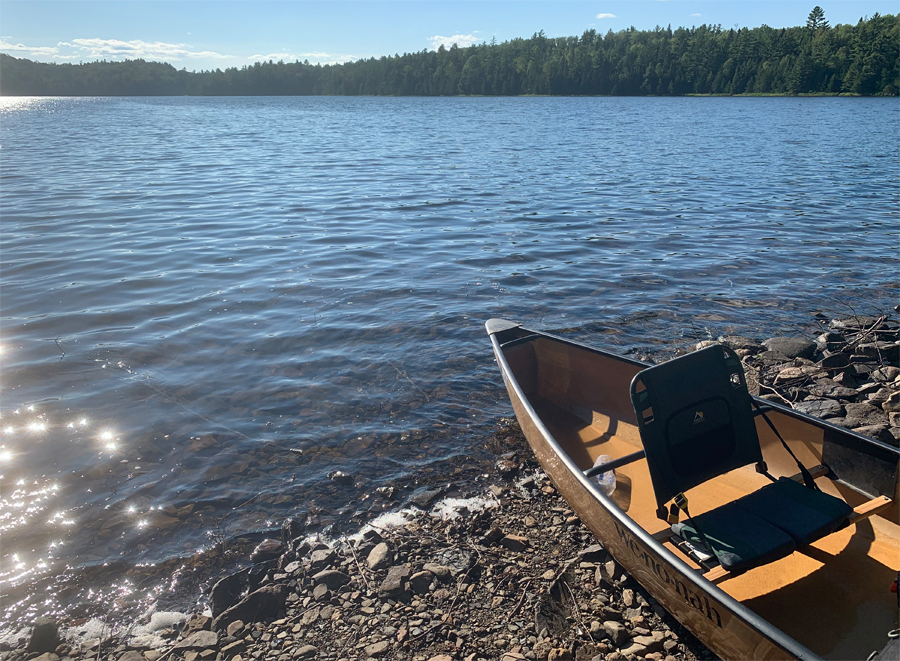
0,96,897,628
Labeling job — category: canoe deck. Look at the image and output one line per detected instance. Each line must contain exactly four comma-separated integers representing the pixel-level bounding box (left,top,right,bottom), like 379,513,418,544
531,392,900,660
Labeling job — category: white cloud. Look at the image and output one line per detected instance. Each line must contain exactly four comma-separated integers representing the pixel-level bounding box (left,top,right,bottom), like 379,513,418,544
0,39,59,57
691,13,702,17
56,38,231,61
428,34,481,50
596,13,616,20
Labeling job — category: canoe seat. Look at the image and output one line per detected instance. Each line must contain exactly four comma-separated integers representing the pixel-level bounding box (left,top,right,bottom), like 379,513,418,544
631,344,853,575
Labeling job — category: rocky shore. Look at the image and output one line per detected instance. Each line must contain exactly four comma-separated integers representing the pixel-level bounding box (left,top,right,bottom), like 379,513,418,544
5,312,898,661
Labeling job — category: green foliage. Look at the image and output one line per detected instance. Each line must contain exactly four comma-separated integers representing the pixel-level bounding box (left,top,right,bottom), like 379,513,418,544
1,12,896,96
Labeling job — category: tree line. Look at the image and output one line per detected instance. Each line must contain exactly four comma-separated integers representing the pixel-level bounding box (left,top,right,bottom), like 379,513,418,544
1,9,896,96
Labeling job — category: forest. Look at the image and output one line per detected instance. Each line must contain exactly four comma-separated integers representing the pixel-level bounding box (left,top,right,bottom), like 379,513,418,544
1,8,897,96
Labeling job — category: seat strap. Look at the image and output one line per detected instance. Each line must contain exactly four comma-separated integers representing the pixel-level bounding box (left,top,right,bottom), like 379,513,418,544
674,492,721,565
752,400,819,491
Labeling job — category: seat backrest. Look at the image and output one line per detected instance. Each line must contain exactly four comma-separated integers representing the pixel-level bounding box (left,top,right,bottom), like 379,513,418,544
630,344,763,511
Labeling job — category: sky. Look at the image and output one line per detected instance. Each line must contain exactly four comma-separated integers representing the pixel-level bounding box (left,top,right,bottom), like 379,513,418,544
0,1,896,71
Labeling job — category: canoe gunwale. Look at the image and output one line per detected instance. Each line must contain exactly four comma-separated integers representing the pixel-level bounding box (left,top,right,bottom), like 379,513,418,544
487,320,834,661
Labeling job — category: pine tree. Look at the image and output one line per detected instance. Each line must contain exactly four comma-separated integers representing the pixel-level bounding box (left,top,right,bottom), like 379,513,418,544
807,6,830,31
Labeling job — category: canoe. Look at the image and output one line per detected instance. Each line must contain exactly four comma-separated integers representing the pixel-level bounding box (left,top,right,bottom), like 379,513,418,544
486,319,899,661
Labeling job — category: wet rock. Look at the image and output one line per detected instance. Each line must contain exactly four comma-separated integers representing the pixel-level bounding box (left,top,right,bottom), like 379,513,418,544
763,337,816,360
311,569,349,590
281,517,305,545
175,631,218,650
495,459,519,479
249,539,283,563
367,542,391,570
410,487,442,508
27,618,59,654
327,470,354,485
212,584,289,631
793,399,844,419
204,577,243,622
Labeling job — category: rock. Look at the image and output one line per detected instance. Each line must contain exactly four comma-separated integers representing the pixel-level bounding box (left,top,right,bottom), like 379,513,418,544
495,459,519,478
225,620,244,638
27,618,59,654
409,570,433,594
283,560,302,574
281,516,305,544
694,340,717,351
620,642,648,657
210,572,246,618
774,366,823,385
182,614,212,635
309,547,336,569
793,399,844,419
379,565,411,598
118,653,144,661
222,639,247,656
422,563,452,581
327,470,354,485
311,569,350,589
808,378,857,399
854,424,894,443
856,342,900,362
367,542,391,570
883,392,900,413
499,534,529,552
410,487,443,508
872,366,900,382
764,337,816,360
719,336,764,353
428,655,454,661
844,402,889,428
293,645,317,659
480,528,505,545
603,621,630,648
547,650,573,661
816,332,846,351
364,640,390,657
249,539,283,563
632,632,666,654
175,631,218,650
212,584,289,631
578,544,606,562
312,583,330,601
31,654,59,661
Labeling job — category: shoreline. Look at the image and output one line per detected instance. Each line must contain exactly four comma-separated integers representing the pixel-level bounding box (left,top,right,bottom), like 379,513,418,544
4,311,898,661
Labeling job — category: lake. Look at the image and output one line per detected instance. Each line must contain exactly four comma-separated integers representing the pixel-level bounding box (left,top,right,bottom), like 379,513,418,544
0,96,896,629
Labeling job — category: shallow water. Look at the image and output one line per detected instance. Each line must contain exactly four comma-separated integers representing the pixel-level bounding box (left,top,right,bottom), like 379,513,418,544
0,96,897,628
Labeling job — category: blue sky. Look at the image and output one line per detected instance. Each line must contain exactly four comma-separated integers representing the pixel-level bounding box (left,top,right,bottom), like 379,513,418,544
1,1,895,71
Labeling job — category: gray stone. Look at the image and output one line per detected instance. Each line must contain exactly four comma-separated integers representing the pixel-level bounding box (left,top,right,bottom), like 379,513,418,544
27,618,59,654
293,645,318,659
283,561,302,574
210,572,246,618
312,583,330,601
367,542,391,570
883,391,900,413
379,565,411,598
309,547,336,569
212,584,289,631
118,653,145,661
225,620,244,638
409,570,433,594
808,379,857,399
499,534,529,552
182,614,212,635
844,402,889,428
763,337,816,360
220,640,246,658
312,569,350,589
422,563,453,581
719,336,765,353
856,342,900,362
872,366,900,382
603,621,630,648
793,399,844,419
175,631,218,650
364,640,391,657
410,487,442,508
31,654,59,661
854,424,894,443
249,539,283,563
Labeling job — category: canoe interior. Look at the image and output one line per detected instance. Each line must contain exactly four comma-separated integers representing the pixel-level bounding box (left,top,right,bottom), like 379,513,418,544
501,333,900,661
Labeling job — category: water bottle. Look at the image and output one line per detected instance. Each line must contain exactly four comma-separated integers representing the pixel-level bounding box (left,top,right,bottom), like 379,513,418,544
590,454,616,496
